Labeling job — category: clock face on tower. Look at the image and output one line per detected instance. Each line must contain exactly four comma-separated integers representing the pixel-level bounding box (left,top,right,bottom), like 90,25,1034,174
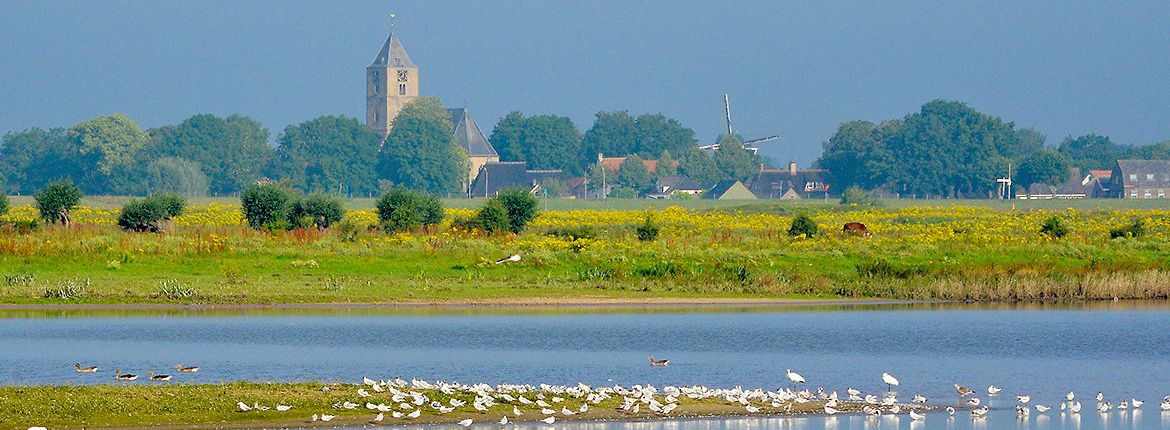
397,70,409,83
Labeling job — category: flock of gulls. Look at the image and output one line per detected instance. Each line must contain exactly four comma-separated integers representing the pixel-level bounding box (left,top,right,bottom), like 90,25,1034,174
56,359,1170,428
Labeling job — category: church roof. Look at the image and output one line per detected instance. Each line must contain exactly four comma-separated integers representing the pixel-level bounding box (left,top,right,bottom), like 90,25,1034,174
448,108,499,158
370,33,416,68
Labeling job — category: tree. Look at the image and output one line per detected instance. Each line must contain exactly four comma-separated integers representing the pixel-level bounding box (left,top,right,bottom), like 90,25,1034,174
677,147,721,185
633,113,697,158
290,194,346,229
277,115,380,195
616,155,653,194
654,150,678,178
148,114,274,195
33,180,82,226
494,188,539,233
788,214,818,237
818,121,883,189
878,100,1020,198
378,97,467,195
489,113,581,173
375,187,443,233
712,134,761,181
0,128,81,194
1016,149,1071,188
0,193,9,215
1125,141,1170,160
1015,128,1047,156
578,111,638,167
142,157,210,197
1057,134,1123,174
69,114,149,175
473,199,510,233
117,193,186,232
239,183,295,229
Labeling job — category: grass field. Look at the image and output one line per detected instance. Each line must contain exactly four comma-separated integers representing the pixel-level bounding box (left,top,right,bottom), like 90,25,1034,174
3,199,1170,305
0,380,880,429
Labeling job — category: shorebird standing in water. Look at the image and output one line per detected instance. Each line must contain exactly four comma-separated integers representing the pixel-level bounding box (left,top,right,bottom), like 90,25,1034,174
786,369,805,386
647,356,669,366
955,384,975,397
882,372,899,391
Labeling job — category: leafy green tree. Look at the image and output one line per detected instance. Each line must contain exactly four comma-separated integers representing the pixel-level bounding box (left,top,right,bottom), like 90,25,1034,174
677,147,721,185
0,128,80,194
378,97,467,195
489,112,581,173
69,114,149,175
1015,128,1047,156
142,157,210,197
494,188,539,233
473,199,510,233
654,150,678,177
578,111,638,167
117,193,186,232
616,155,653,194
818,121,884,189
33,180,82,226
375,187,443,232
239,183,295,229
1016,149,1071,188
633,113,697,158
0,194,9,215
290,194,346,229
713,135,761,181
1125,141,1170,160
879,100,1020,198
277,115,380,195
148,114,274,195
1057,134,1123,175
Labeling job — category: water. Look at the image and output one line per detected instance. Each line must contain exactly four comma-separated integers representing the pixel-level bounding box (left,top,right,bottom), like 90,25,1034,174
2,302,1169,429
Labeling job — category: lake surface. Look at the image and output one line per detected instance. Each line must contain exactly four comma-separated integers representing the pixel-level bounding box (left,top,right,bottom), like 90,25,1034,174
2,302,1169,429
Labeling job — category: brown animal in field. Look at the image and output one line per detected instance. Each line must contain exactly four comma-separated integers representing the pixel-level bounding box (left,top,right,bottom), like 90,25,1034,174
843,222,871,237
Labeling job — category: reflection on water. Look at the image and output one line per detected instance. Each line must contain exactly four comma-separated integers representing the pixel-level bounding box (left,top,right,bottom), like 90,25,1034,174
321,410,1170,430
1,301,1169,430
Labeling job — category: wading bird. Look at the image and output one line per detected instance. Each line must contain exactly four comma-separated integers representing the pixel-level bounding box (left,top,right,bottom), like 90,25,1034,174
909,410,925,420
75,362,98,373
542,416,556,424
459,419,472,427
786,369,805,386
648,356,669,366
988,385,1002,395
955,384,975,397
882,372,899,391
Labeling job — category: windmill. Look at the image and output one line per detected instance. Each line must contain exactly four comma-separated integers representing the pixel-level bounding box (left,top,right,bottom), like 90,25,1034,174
697,94,781,154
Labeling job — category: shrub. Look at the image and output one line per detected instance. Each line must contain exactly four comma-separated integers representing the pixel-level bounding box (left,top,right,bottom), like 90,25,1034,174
376,187,443,233
609,188,637,199
1040,216,1070,238
290,194,345,229
117,193,187,232
0,194,8,215
636,213,660,241
495,188,539,233
33,180,82,225
473,199,511,233
840,186,879,207
547,225,597,240
787,214,818,237
1110,219,1146,239
240,183,294,229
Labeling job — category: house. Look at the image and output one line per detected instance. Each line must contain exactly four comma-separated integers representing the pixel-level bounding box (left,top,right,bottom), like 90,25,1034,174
1110,160,1170,199
469,161,565,197
1084,169,1112,197
1017,169,1092,199
706,180,756,199
646,175,709,199
600,156,658,173
746,162,831,199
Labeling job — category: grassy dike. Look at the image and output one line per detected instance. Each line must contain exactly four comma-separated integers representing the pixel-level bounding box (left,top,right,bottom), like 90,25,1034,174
0,382,877,429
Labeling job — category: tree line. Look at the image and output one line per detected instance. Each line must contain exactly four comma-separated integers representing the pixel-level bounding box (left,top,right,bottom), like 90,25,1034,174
0,99,763,197
818,99,1170,197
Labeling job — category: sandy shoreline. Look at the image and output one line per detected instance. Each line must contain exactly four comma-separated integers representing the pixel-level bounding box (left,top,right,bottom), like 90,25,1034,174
0,297,923,311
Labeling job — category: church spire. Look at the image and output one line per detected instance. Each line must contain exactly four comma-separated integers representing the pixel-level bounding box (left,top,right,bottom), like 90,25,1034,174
371,15,415,68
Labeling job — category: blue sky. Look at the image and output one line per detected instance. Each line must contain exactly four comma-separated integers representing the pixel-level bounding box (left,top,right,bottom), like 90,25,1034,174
1,1,1168,166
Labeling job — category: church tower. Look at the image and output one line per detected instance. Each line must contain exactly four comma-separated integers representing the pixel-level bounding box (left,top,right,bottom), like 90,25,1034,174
366,31,418,139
